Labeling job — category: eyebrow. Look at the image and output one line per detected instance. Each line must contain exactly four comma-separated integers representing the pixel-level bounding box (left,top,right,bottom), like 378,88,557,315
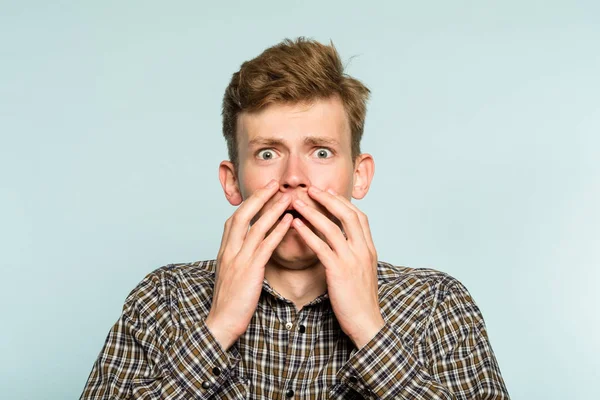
247,136,340,148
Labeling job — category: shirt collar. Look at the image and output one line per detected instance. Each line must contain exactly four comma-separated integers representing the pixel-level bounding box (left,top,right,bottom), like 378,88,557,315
261,279,331,311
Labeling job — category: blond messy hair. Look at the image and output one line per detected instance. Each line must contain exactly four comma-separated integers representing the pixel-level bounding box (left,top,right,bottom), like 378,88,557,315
221,37,370,168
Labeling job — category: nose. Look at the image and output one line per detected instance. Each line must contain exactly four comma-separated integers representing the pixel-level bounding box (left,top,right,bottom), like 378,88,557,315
280,153,309,191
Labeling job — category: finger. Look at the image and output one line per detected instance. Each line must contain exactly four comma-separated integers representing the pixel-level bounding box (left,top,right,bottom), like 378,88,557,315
307,186,367,246
227,179,280,251
251,213,294,266
239,193,292,255
324,189,377,259
216,217,232,263
291,217,335,266
292,199,348,253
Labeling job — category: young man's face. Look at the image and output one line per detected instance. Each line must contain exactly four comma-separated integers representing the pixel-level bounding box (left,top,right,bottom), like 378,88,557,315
220,95,373,269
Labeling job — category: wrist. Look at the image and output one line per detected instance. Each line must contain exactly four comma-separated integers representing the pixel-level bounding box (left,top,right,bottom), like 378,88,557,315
205,314,238,351
349,316,385,349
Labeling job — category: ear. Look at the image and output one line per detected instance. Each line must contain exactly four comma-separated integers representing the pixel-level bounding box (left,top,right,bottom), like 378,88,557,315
219,161,243,206
351,153,375,200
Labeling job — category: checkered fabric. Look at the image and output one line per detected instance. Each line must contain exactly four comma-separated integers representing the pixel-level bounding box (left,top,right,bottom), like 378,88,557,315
80,260,509,399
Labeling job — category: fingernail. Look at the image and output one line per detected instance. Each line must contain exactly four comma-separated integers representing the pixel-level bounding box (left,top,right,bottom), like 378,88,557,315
310,186,322,193
327,188,337,195
294,218,304,226
278,194,290,203
294,199,306,207
267,180,277,188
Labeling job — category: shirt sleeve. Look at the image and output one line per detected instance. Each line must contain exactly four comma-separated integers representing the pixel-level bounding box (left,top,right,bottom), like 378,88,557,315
80,273,240,400
334,280,510,399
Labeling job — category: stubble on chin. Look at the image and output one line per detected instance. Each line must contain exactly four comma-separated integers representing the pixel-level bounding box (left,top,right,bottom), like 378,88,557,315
269,233,320,271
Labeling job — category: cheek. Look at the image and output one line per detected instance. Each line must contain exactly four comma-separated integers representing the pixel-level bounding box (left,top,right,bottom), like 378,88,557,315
313,172,353,196
239,174,276,200
238,161,289,199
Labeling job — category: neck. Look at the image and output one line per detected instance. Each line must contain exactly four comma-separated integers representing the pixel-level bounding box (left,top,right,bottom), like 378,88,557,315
264,259,327,310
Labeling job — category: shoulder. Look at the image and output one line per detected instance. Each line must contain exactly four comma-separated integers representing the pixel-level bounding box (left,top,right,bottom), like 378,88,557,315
376,261,481,333
130,259,217,293
123,260,218,318
376,260,468,296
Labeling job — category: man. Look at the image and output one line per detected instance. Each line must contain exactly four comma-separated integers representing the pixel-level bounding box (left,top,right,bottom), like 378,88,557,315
81,38,510,399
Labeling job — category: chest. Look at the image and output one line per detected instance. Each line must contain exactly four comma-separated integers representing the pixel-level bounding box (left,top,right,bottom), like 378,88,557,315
217,304,364,399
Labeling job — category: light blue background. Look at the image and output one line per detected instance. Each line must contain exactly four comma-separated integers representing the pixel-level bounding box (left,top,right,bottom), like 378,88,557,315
1,1,598,398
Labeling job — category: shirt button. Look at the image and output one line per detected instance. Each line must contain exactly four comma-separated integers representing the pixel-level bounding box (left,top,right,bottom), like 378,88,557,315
212,366,221,376
285,322,293,330
201,381,211,389
285,389,295,398
348,375,359,384
298,324,306,333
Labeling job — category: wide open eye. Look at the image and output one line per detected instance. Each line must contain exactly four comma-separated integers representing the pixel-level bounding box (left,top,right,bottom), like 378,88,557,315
313,148,333,159
257,149,279,160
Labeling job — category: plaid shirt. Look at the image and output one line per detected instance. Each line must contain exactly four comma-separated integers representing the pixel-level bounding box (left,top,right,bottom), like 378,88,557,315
81,260,509,399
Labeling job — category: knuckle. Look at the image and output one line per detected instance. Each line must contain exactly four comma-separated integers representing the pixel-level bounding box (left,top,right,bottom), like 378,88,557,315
256,240,267,252
251,216,268,231
349,209,360,222
256,240,272,255
361,213,369,224
249,220,270,237
231,212,244,225
356,209,367,220
257,186,271,199
322,224,337,237
317,242,329,254
340,208,355,221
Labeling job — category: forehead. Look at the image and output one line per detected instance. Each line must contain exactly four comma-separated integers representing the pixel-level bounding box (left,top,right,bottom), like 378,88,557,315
236,96,351,150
